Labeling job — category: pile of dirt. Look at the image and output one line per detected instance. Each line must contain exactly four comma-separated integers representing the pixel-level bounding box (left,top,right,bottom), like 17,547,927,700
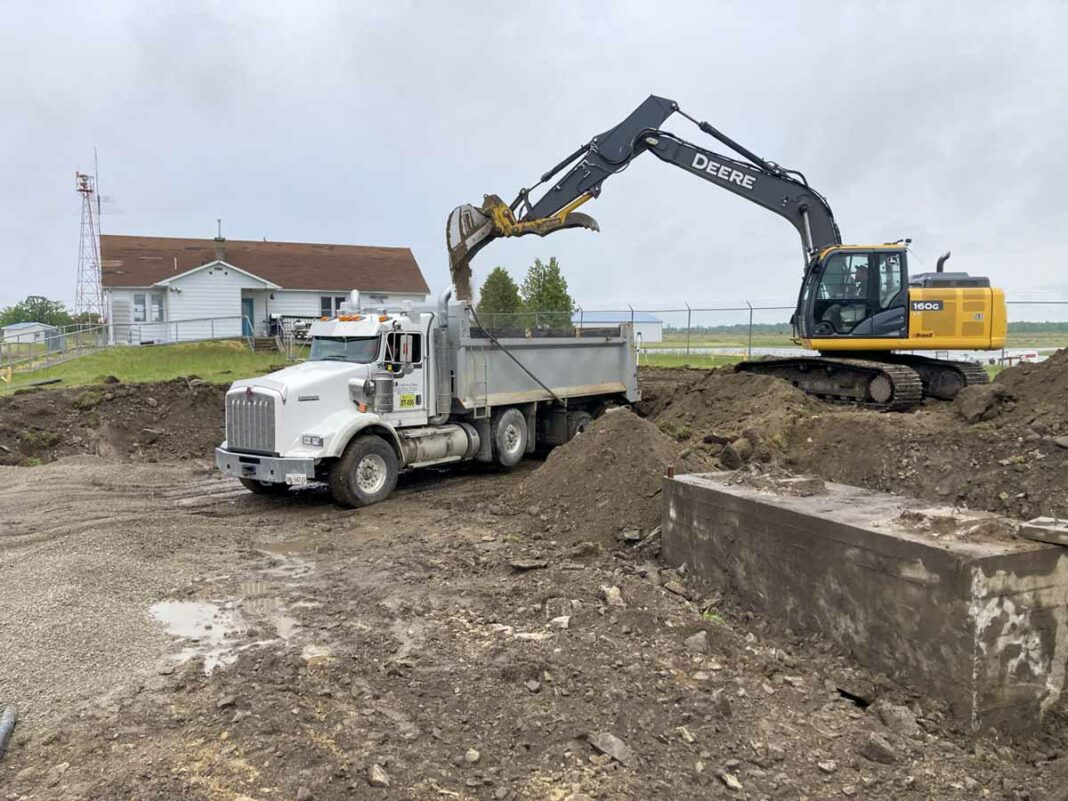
0,378,226,465
995,346,1068,427
637,354,1068,521
510,408,710,544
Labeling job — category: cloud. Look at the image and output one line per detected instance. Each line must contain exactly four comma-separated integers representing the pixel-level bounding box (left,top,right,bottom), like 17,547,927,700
3,0,1067,321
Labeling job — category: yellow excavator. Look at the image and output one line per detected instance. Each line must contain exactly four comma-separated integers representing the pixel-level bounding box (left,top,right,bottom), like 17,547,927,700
446,95,1006,411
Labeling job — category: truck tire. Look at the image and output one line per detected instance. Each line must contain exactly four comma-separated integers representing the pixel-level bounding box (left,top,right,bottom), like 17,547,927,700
492,408,528,468
566,411,593,441
329,434,399,508
239,478,290,496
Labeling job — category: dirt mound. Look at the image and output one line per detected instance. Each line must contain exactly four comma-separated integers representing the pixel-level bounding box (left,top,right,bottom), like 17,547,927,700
0,379,226,465
638,365,1068,522
511,408,710,544
995,346,1068,425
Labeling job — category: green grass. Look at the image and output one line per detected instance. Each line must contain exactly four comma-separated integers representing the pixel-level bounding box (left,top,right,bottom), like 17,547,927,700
640,352,740,369
648,332,796,349
1,340,292,394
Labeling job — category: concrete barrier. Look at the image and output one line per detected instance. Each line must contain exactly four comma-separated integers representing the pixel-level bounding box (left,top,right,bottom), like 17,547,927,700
662,472,1068,735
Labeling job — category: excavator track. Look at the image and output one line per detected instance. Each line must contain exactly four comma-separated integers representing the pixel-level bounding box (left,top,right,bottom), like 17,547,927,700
875,354,989,400
735,357,924,411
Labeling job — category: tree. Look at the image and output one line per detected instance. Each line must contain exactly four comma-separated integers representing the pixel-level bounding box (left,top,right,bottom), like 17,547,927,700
0,296,73,328
520,257,574,317
476,267,523,321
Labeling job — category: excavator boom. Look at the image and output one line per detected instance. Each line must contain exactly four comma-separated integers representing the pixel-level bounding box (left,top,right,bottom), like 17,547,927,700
445,95,840,297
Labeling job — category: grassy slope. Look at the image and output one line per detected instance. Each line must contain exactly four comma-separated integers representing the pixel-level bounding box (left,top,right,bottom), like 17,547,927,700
2,340,290,393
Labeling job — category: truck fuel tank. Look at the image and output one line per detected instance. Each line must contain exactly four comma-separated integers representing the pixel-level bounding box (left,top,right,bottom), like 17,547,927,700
397,423,480,467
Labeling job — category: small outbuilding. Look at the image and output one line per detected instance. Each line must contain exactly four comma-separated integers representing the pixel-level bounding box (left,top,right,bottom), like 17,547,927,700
1,321,60,344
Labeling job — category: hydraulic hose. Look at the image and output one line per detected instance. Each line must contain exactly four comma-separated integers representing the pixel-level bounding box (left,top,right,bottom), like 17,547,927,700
0,705,17,761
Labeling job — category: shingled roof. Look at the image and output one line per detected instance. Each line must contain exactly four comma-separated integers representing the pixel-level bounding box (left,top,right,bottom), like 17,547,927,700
100,235,430,294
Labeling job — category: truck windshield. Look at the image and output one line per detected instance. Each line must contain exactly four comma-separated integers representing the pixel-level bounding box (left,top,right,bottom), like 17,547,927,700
308,336,380,363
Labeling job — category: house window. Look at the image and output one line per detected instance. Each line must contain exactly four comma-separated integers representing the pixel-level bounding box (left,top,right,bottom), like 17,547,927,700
133,293,147,322
320,295,348,317
150,293,164,322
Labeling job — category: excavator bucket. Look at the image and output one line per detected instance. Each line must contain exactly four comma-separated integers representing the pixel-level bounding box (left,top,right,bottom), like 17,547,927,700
446,194,599,301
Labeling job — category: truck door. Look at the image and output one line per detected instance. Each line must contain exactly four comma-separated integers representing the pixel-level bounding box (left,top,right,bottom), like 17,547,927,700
383,331,428,422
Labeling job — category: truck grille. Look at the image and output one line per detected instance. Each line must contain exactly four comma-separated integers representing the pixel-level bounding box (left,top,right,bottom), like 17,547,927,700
226,390,276,453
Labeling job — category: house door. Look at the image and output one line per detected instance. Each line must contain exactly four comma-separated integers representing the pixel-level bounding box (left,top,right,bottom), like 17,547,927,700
241,298,255,336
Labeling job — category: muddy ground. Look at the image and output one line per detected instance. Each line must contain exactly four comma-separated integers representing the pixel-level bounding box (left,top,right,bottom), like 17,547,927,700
2,360,1068,800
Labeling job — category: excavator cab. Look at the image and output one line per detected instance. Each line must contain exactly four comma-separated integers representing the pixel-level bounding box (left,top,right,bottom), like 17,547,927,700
795,246,909,343
794,245,1006,355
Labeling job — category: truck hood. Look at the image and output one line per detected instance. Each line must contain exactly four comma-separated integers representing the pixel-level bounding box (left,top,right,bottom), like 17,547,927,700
231,360,372,401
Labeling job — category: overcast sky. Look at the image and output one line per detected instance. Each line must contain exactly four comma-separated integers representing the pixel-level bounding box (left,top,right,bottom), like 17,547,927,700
3,1,1067,321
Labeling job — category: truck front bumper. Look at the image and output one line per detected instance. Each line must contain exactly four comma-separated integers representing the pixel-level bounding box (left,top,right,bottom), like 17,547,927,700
215,447,317,485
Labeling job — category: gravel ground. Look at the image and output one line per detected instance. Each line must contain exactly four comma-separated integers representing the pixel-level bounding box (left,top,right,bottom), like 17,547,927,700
0,456,1065,801
0,456,257,729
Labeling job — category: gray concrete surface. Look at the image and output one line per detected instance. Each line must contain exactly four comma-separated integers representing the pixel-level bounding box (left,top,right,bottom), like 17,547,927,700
662,472,1068,735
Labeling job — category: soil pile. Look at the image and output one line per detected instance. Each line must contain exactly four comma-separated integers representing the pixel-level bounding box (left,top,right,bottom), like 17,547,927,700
511,408,710,543
0,378,226,465
638,358,1068,521
995,346,1068,426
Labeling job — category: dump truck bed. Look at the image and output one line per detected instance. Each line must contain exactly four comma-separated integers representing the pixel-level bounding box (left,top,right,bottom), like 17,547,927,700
444,305,639,411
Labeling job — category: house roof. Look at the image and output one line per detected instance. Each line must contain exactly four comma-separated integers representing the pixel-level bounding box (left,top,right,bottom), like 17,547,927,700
573,311,662,324
2,321,59,331
100,235,430,294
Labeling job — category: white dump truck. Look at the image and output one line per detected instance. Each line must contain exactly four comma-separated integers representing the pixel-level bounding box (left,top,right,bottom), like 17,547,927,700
216,290,640,506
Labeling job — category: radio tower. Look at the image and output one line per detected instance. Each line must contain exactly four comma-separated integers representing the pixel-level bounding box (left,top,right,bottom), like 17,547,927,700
75,168,106,322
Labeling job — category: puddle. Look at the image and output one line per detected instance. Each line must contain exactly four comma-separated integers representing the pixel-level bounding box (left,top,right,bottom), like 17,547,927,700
257,552,315,580
149,600,245,673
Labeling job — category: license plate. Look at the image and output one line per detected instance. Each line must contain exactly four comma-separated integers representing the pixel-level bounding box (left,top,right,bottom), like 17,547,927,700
286,473,308,486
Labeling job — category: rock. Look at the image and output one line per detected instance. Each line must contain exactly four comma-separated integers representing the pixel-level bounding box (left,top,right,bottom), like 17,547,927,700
46,762,70,787
525,505,541,516
549,615,571,629
720,437,753,469
954,384,1010,424
296,787,314,801
146,396,159,408
1053,436,1068,449
141,428,163,444
676,726,696,744
718,771,743,791
856,732,897,764
600,585,625,608
368,764,390,788
874,702,920,736
465,747,481,764
663,580,692,600
524,679,542,693
817,760,837,774
588,732,633,765
617,528,642,544
684,631,709,654
216,694,236,709
510,559,548,572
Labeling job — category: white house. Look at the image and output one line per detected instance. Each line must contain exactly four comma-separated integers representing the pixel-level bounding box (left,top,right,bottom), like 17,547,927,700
101,234,430,343
572,310,663,344
1,321,60,344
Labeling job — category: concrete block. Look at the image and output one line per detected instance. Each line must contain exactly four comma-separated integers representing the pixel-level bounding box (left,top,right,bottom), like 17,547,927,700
662,472,1068,735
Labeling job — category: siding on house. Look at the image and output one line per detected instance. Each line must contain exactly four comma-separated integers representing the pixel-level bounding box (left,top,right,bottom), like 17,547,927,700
166,263,271,340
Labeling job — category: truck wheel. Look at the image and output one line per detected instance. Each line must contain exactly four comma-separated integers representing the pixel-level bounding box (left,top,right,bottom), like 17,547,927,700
566,411,593,441
492,408,528,468
330,435,399,508
239,478,290,496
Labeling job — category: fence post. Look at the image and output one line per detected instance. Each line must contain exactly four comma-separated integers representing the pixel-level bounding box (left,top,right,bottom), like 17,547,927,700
746,301,754,360
685,303,692,356
577,306,583,338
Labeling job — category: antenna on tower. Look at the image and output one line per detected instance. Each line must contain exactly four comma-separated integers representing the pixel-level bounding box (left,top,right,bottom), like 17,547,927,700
75,168,106,323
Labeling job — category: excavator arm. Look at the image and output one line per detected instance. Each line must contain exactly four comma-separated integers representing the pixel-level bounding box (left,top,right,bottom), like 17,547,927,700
446,95,842,298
